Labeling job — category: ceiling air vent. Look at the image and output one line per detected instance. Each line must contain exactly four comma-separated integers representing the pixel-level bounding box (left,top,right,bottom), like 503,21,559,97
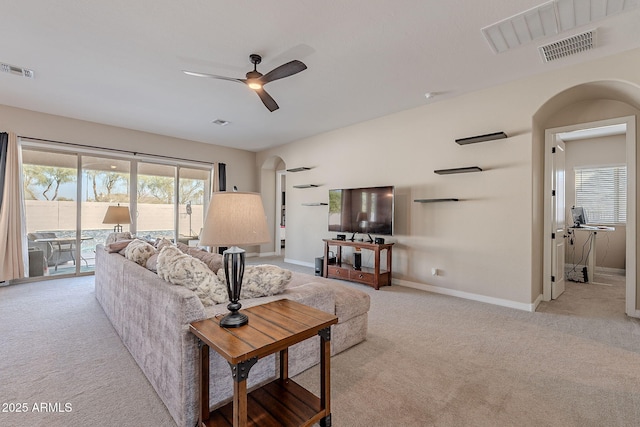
539,29,595,62
1,62,35,78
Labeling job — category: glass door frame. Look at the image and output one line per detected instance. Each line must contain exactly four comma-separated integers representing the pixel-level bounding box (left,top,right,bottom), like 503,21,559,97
20,138,214,281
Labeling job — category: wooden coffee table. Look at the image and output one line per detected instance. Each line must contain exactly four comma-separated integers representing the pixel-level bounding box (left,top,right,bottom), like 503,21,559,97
189,299,338,427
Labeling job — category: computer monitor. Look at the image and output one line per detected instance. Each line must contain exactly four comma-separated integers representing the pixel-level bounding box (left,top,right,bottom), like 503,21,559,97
571,206,588,227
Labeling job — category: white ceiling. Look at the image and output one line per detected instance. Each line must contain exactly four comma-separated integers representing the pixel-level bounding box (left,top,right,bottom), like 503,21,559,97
1,1,639,152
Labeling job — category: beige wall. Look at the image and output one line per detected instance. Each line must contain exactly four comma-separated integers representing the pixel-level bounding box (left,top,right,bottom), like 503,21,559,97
0,104,257,193
565,135,626,270
257,47,640,309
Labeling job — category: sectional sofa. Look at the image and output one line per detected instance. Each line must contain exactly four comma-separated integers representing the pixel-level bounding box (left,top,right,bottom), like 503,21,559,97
94,243,370,427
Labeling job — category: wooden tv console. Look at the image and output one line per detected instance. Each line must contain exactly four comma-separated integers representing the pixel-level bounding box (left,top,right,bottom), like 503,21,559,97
322,239,393,290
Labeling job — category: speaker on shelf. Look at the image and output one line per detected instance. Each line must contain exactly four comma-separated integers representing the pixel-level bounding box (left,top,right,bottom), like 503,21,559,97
374,237,385,244
354,252,362,270
336,234,346,241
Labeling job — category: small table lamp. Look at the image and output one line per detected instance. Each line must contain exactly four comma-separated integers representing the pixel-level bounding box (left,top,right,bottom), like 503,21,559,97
102,205,132,232
199,192,270,328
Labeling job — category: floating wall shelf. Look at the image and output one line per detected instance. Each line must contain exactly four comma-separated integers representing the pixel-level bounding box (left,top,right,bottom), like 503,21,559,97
434,166,482,175
286,167,311,172
293,184,319,188
455,131,507,145
302,202,328,206
414,198,459,203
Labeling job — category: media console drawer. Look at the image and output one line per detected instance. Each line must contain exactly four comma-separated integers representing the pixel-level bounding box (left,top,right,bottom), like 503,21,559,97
349,269,375,284
327,265,348,278
327,265,375,285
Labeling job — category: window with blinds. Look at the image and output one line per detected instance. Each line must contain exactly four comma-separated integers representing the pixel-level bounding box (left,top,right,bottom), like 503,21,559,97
575,165,626,224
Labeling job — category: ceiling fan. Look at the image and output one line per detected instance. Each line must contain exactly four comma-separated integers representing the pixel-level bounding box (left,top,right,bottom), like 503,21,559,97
183,54,307,112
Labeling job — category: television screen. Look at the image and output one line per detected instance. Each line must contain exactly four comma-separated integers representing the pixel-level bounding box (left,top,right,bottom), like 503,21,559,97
328,186,394,236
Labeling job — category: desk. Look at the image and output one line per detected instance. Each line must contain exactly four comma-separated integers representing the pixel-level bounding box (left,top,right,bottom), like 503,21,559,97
571,226,615,284
189,299,338,427
33,236,93,271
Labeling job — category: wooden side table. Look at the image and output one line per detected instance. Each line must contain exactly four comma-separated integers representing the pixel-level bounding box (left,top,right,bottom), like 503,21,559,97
189,299,338,427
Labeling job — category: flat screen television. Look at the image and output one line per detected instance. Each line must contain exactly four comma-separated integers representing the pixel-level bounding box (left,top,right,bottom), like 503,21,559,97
328,186,394,239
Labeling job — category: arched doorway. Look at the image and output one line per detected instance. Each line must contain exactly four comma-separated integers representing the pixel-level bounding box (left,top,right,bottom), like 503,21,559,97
533,81,640,317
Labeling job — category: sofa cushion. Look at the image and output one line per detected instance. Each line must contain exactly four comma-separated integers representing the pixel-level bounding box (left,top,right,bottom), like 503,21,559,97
124,239,156,267
217,264,292,299
145,253,159,272
157,245,227,306
105,239,133,253
331,282,371,322
186,249,224,273
173,241,224,273
106,232,132,245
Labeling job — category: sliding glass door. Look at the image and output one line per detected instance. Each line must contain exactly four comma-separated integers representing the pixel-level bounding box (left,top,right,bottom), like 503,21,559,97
80,156,131,269
136,162,176,241
178,167,209,242
20,141,213,279
23,148,80,277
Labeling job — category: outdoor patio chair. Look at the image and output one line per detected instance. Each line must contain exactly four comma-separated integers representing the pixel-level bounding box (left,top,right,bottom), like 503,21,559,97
27,232,76,271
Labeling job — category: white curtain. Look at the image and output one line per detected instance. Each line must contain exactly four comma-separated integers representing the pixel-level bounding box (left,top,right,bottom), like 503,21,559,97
0,132,27,281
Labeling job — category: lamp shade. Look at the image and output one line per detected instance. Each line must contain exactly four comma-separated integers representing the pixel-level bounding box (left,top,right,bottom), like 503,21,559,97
102,206,132,225
199,192,270,246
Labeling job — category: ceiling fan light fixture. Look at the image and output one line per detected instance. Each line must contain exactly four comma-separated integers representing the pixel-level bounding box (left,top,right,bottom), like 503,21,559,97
247,80,262,90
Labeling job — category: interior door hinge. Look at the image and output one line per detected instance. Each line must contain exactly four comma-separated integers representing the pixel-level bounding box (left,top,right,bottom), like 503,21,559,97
551,232,555,239
552,190,556,196
552,147,556,153
551,275,555,282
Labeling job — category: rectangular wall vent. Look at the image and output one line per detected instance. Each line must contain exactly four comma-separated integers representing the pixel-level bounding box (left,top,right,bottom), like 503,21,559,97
1,62,35,79
482,0,637,54
539,29,595,62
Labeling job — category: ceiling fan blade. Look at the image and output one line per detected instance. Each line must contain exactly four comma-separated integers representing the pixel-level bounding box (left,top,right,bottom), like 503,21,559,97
259,60,307,85
182,70,244,84
255,88,279,112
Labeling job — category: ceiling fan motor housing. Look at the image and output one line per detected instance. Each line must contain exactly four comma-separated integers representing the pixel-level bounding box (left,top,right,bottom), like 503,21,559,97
249,54,262,65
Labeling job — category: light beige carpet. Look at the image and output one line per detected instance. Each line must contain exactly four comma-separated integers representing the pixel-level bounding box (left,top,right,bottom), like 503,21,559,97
2,267,639,427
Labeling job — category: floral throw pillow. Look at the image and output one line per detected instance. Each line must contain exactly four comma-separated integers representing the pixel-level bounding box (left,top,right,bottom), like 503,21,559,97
217,264,292,299
124,239,156,267
156,246,228,306
106,232,132,245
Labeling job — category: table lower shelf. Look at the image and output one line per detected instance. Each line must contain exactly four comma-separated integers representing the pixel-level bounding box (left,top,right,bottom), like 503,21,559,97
203,378,326,427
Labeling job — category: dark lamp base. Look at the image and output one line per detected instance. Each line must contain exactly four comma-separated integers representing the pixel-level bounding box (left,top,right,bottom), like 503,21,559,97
219,311,248,328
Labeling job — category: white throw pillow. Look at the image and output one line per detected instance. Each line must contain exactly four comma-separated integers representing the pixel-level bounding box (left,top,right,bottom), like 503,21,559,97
217,264,292,299
105,231,132,245
124,239,156,267
157,246,228,306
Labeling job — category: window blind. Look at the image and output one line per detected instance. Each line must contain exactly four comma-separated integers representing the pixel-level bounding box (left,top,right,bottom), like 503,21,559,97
575,165,626,224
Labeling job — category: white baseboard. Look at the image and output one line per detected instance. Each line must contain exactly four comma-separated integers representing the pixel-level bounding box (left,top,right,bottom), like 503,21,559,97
394,278,539,312
596,266,626,275
284,258,315,268
532,293,544,311
257,252,276,258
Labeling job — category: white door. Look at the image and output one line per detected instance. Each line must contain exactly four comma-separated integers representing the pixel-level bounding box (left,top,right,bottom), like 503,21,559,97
551,139,566,299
